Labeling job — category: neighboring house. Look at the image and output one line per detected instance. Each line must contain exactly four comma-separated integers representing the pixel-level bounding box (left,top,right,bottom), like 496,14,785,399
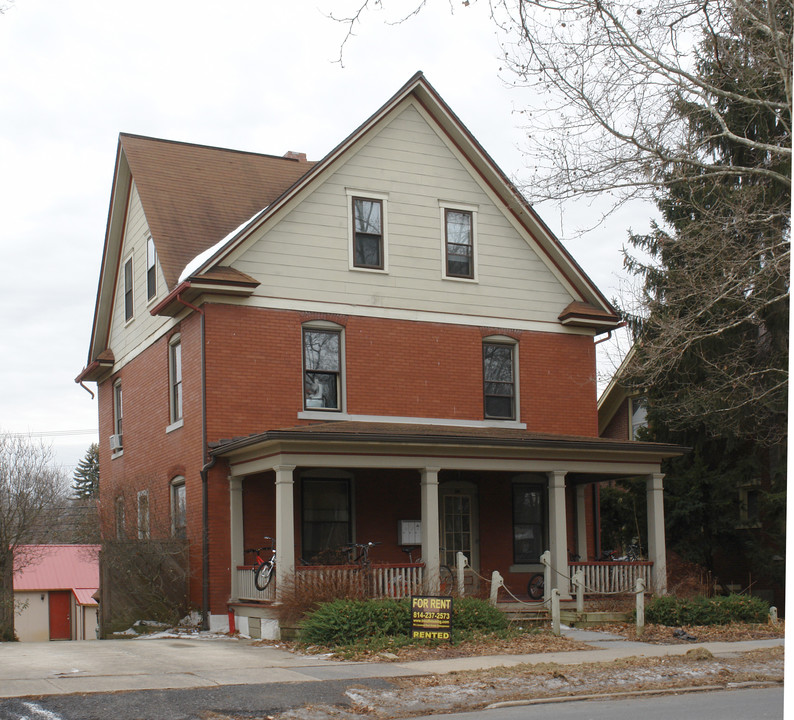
76,72,682,637
13,545,100,642
598,347,648,442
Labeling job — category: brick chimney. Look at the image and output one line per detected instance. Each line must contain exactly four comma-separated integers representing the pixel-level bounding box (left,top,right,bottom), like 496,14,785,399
283,151,308,162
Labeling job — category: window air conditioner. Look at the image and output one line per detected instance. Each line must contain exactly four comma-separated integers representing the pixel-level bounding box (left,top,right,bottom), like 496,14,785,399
109,434,123,452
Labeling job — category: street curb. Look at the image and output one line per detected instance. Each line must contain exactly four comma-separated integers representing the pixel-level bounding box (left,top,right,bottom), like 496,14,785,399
485,680,782,709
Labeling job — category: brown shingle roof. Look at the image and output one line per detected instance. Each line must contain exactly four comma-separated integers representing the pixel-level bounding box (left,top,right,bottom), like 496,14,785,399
120,134,315,288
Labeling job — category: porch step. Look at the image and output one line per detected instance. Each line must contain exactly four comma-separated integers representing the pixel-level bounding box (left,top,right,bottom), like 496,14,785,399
560,610,632,628
498,602,550,626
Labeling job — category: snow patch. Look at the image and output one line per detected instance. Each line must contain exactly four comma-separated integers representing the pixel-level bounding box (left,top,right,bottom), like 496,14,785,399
178,209,265,282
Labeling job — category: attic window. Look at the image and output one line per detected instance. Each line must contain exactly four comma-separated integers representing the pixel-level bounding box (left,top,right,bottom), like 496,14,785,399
124,256,134,322
147,237,157,300
347,189,388,273
440,201,478,281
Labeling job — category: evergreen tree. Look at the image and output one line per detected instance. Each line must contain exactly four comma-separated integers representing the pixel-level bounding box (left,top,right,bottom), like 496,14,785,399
622,0,789,587
72,443,99,499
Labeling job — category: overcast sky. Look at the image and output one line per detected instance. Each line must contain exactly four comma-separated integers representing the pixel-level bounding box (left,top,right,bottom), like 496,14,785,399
1,0,645,475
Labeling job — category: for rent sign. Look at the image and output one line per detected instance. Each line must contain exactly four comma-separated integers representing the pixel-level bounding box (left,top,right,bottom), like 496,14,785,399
411,595,453,640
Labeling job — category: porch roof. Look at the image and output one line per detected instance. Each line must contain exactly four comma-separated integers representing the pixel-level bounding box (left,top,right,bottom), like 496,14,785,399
210,422,685,479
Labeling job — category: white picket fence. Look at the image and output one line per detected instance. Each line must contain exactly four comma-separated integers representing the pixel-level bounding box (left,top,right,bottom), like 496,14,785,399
568,561,653,594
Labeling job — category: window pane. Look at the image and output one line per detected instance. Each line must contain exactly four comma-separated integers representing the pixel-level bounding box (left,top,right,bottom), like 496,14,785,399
304,330,340,372
124,259,133,321
172,483,186,538
446,211,472,246
484,343,515,419
354,199,381,235
171,341,182,422
147,237,157,299
354,234,381,267
304,371,338,409
484,344,513,381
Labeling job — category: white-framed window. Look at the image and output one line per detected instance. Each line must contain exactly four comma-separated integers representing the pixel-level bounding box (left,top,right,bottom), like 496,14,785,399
146,237,157,301
171,478,186,538
440,201,478,281
346,188,389,273
137,490,150,539
169,335,183,425
113,379,123,438
123,255,134,322
302,323,344,411
630,397,648,440
482,336,518,420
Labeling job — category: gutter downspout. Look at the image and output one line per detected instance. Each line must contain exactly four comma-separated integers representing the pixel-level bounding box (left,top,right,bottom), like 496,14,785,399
594,321,627,345
176,294,212,631
79,381,95,399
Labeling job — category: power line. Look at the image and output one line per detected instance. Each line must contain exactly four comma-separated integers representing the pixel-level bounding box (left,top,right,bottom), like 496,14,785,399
5,429,98,439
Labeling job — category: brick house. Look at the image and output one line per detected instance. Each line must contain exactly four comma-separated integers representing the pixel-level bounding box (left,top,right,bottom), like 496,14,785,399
77,73,682,636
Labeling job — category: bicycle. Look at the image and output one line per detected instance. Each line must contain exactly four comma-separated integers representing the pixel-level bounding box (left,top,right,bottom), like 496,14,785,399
345,541,382,567
398,546,455,595
245,536,276,591
527,550,580,600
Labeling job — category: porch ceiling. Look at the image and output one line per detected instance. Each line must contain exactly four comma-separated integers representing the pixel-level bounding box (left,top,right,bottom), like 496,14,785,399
210,422,686,480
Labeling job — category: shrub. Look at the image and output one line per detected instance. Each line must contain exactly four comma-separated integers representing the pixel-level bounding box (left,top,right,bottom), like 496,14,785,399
299,596,507,647
646,594,770,626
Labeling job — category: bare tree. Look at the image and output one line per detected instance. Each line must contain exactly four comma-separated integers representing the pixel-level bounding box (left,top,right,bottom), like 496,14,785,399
0,432,68,641
333,0,791,206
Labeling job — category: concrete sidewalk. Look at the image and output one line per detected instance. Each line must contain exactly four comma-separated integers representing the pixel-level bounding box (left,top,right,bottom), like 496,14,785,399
0,629,783,699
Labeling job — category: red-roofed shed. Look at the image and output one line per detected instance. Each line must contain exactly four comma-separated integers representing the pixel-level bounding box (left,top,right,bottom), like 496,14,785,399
13,545,100,642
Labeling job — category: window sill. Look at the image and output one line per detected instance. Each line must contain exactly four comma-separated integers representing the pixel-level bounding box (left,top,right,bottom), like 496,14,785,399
350,265,389,274
166,419,184,434
442,274,478,284
299,410,348,420
111,449,124,460
297,411,526,429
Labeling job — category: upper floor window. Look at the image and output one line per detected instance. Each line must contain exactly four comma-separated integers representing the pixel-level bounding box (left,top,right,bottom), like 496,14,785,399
630,397,647,440
169,336,183,424
146,237,157,301
113,381,123,437
303,327,342,411
483,340,516,420
445,209,474,278
123,256,134,322
347,189,388,272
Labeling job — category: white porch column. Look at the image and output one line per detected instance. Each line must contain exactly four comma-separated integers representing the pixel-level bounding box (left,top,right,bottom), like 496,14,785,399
646,472,667,594
274,465,296,599
575,484,588,561
421,467,441,594
548,470,571,599
229,476,244,603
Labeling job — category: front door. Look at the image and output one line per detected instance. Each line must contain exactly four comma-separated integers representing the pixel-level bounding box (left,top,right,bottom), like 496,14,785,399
440,482,479,572
49,591,71,640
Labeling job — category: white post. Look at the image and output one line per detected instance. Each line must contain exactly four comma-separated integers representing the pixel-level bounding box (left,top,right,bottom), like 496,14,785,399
490,570,503,606
540,550,551,602
274,465,296,601
573,570,584,613
456,551,467,596
635,577,646,636
229,476,244,603
551,588,561,636
575,484,588,560
548,471,571,599
646,473,667,594
421,467,441,594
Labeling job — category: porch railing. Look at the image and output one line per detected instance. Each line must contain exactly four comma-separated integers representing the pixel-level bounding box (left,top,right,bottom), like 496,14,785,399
569,561,653,594
236,563,425,602
237,566,276,602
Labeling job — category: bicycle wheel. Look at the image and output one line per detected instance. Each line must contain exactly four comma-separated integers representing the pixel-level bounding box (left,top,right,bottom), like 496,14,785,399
439,565,455,595
254,561,274,591
527,573,544,600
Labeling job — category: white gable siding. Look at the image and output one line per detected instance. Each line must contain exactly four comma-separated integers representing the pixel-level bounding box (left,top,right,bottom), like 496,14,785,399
233,102,575,326
108,183,170,363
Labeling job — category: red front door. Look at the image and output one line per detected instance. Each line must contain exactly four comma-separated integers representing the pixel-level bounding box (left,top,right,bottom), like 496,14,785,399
49,591,72,640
